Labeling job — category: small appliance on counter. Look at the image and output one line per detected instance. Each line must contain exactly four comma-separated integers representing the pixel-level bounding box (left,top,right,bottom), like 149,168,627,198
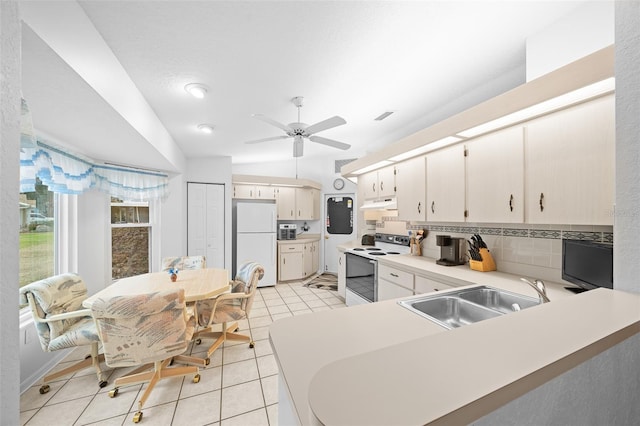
361,234,375,246
436,235,465,266
278,223,297,240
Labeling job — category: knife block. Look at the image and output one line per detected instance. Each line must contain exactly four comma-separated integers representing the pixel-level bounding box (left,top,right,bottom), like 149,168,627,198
469,248,496,272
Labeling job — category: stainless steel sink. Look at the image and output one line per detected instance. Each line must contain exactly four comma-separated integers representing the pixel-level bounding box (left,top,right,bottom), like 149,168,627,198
456,287,540,314
398,285,541,329
404,296,501,329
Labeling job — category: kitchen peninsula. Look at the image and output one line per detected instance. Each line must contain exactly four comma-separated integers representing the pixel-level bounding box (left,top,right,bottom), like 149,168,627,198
269,255,640,425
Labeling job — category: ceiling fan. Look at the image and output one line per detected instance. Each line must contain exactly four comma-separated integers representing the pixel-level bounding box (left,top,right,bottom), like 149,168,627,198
246,96,350,157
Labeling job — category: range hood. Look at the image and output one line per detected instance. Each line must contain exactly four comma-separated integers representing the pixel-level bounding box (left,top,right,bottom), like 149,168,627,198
360,198,397,210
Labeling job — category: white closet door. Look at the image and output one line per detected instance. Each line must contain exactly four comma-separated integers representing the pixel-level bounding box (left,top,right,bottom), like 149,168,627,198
187,183,225,268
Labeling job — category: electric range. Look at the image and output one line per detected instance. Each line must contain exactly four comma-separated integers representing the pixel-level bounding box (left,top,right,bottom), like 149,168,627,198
345,233,410,306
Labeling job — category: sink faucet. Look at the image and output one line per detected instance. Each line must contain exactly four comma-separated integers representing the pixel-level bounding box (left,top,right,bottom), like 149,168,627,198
520,278,550,303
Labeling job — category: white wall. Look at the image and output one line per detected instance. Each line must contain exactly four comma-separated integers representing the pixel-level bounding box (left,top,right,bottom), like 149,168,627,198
526,1,614,81
160,173,187,264
0,2,21,423
77,190,111,294
614,0,640,294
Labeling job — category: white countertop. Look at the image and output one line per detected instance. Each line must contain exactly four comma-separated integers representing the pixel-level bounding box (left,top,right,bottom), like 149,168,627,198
277,233,321,244
270,245,640,425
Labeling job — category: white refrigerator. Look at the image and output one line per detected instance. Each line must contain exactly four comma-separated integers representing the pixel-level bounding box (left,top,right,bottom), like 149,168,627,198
234,201,277,287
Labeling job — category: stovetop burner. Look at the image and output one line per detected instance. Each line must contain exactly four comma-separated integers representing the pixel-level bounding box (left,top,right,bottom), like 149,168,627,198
352,248,365,251
386,251,400,255
366,247,381,251
368,252,386,255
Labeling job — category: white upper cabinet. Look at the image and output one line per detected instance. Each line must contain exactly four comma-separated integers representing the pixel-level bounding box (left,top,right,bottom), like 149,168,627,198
233,184,275,199
276,187,296,220
275,186,320,220
396,156,426,222
426,144,466,222
525,95,615,225
362,166,396,200
466,127,524,223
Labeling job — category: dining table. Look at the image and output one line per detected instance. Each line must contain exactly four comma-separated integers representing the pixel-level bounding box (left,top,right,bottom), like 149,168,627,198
83,268,231,367
83,268,231,308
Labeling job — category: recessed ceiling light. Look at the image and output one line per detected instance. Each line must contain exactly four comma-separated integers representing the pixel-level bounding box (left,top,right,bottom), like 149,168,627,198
185,83,208,99
197,124,214,134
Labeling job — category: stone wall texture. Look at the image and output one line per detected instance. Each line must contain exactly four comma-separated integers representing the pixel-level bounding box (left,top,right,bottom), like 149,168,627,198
112,227,150,279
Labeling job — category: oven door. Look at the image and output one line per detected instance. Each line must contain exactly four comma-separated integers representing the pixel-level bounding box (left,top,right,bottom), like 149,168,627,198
345,252,377,304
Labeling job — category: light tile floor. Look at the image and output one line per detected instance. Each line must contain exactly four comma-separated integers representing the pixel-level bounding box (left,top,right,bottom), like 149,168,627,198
20,279,345,426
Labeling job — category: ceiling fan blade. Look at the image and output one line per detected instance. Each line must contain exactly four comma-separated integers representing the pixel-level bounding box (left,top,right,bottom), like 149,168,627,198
304,116,346,135
245,135,290,144
252,114,293,133
308,135,351,150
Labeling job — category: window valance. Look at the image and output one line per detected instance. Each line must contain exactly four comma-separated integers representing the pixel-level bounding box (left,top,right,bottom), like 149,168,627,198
20,141,169,201
20,98,169,200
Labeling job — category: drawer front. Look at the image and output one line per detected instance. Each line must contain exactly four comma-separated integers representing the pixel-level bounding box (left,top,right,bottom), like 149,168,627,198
280,244,303,253
414,275,453,294
377,264,413,290
377,278,414,302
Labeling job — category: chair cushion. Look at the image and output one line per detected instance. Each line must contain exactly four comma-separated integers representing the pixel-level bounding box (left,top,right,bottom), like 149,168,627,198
161,256,206,272
91,289,192,367
197,298,247,326
19,273,89,352
48,316,100,351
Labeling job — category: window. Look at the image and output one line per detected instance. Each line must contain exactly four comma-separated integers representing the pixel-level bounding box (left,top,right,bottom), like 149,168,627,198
19,178,55,296
111,197,151,280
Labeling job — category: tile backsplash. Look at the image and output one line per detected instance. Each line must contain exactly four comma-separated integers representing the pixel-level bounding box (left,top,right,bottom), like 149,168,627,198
378,220,613,284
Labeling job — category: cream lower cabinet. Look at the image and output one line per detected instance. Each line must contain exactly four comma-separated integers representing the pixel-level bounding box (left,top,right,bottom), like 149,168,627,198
414,274,454,294
337,251,346,299
377,264,413,301
426,144,466,222
278,243,303,282
303,241,319,278
377,263,461,301
278,240,320,282
396,155,427,222
525,95,615,225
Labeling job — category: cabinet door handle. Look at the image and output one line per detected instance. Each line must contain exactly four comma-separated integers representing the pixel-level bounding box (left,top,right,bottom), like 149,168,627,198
509,194,514,212
339,257,342,265
283,258,286,265
373,182,376,193
539,193,544,212
431,201,435,214
390,273,399,278
380,181,384,192
250,190,253,197
417,202,421,214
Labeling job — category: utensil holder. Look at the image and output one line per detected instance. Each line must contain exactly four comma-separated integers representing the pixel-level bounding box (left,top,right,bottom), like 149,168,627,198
469,248,496,272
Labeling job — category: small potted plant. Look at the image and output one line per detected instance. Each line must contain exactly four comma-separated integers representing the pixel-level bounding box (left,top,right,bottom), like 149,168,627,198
169,268,179,282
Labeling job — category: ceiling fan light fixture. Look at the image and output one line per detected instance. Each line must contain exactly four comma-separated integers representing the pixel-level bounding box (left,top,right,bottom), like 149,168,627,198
185,83,208,99
197,124,214,134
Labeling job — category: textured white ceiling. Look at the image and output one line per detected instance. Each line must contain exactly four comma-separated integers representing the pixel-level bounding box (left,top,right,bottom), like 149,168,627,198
21,1,587,171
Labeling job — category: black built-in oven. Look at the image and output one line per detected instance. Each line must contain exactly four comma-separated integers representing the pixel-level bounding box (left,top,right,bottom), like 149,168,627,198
345,252,377,303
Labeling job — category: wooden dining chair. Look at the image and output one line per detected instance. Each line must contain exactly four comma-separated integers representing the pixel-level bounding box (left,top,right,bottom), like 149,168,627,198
90,288,200,423
192,262,264,362
19,273,107,394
